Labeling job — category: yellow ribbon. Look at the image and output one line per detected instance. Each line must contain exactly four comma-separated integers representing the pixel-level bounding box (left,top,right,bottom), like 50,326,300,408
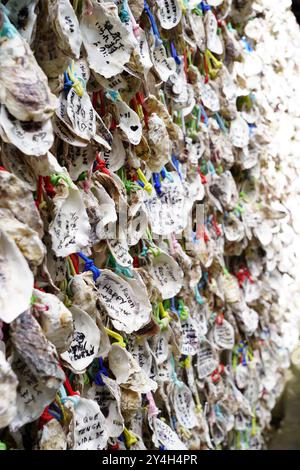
68,61,84,97
137,168,153,194
123,428,138,447
104,327,126,348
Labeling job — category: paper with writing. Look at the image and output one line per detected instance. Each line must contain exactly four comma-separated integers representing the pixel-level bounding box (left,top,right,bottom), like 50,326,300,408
97,270,151,333
200,82,220,112
156,0,182,30
53,0,82,58
149,416,187,450
0,229,34,323
0,350,17,429
0,105,54,156
67,89,96,142
87,377,124,438
49,188,90,257
102,130,126,172
172,382,197,429
150,42,176,82
180,317,199,356
73,398,108,450
60,306,100,372
144,173,187,235
108,344,157,393
150,251,183,299
10,355,58,431
213,319,235,350
116,100,142,145
196,339,218,379
80,2,134,78
107,237,133,268
205,10,223,55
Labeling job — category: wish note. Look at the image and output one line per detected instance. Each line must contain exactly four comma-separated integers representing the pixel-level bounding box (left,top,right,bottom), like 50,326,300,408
80,2,134,78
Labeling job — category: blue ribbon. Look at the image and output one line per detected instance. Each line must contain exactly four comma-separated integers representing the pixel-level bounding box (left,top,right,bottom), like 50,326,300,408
95,357,109,386
170,42,181,65
200,1,211,12
153,173,163,196
144,1,162,45
171,155,183,181
77,252,101,282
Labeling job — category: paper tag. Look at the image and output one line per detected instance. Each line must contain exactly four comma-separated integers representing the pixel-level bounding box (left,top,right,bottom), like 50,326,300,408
0,105,54,156
53,116,88,147
108,344,157,393
230,115,250,148
107,237,133,268
116,100,142,145
0,350,17,429
172,383,197,429
102,130,126,172
97,270,151,333
60,306,100,372
54,0,82,58
213,319,235,350
205,10,223,55
33,289,74,353
151,329,171,365
189,13,206,52
196,339,218,379
180,317,199,356
137,29,152,73
144,173,187,235
156,0,182,30
73,397,108,450
39,419,67,450
200,82,220,112
150,42,176,82
127,202,148,246
67,89,96,141
0,229,34,323
10,355,58,431
87,378,124,438
150,416,187,450
80,3,134,78
127,337,152,374
49,188,90,257
150,251,183,299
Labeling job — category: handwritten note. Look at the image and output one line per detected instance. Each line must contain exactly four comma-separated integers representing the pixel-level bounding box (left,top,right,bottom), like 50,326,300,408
49,188,90,257
55,0,82,58
116,101,142,145
150,42,176,82
150,251,183,299
97,270,151,333
205,9,223,55
10,355,57,431
172,383,197,429
213,319,235,350
73,398,108,450
150,416,187,450
107,237,133,268
67,89,96,142
0,105,54,156
156,0,182,30
80,3,133,78
180,318,199,356
60,305,100,372
144,173,187,236
196,339,218,379
200,82,220,112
